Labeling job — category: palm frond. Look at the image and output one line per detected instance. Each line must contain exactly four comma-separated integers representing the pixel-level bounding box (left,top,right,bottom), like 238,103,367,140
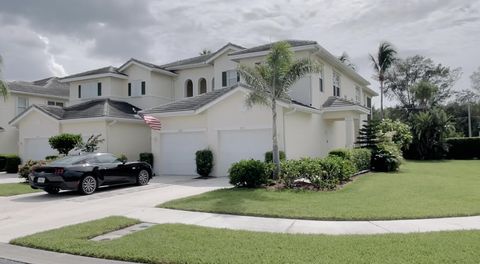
237,64,270,95
281,58,320,94
245,90,271,108
0,55,8,100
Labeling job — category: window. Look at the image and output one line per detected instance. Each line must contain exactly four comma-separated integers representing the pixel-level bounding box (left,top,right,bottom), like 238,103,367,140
185,79,193,97
16,97,28,115
48,101,55,106
333,72,341,97
78,85,82,98
97,82,102,96
319,71,324,93
366,97,372,108
141,81,146,95
56,102,64,107
355,86,361,103
48,101,64,107
199,78,207,94
128,83,131,96
222,70,239,87
95,154,120,164
212,78,215,90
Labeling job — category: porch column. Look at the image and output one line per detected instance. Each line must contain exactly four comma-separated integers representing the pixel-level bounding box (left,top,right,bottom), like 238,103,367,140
345,116,354,148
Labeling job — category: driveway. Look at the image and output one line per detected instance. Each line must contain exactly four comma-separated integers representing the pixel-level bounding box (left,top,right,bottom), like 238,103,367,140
0,176,230,242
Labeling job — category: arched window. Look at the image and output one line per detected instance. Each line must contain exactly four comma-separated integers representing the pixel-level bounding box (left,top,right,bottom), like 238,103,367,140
198,78,207,94
185,79,193,97
212,77,215,91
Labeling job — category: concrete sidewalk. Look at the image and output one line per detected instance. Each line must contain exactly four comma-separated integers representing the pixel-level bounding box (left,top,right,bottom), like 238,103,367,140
0,173,23,184
0,243,139,264
126,208,480,235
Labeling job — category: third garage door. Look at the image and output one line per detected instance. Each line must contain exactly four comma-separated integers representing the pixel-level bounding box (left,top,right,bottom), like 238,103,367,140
217,129,272,176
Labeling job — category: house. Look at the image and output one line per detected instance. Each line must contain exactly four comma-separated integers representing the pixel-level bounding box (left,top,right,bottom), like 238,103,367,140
10,40,376,176
0,77,69,156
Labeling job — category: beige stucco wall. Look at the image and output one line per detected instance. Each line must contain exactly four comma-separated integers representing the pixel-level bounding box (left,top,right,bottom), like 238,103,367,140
61,120,108,153
107,121,151,161
284,111,328,159
17,110,60,159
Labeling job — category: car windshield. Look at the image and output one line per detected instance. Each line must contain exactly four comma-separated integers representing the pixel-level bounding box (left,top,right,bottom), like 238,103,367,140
49,155,92,166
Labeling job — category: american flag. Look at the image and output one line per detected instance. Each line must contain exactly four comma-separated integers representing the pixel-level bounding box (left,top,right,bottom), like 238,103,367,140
138,112,161,130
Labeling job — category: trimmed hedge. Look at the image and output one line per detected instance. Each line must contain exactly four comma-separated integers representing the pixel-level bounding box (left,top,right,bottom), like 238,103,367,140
447,137,480,159
139,153,154,167
196,149,214,177
0,156,6,171
1,154,21,173
229,159,267,188
328,148,372,172
264,151,286,163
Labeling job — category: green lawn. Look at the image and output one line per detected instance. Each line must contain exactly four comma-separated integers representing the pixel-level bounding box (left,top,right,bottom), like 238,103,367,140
0,183,40,196
11,216,480,264
160,160,480,220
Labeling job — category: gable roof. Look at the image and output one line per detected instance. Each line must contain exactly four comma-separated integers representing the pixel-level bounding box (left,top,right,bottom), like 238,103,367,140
117,58,177,76
9,98,141,125
160,43,245,70
230,40,317,56
322,96,369,110
7,77,69,98
60,66,128,82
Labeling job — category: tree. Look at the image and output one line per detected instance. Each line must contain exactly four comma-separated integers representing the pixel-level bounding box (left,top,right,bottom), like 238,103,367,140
377,119,412,151
370,42,397,119
0,55,9,99
237,41,319,178
411,80,438,109
48,133,82,155
75,134,104,153
338,52,356,71
385,55,461,112
199,49,211,55
356,119,381,150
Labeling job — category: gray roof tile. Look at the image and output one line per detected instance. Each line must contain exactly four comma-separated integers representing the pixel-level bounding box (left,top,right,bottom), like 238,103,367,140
60,66,126,80
230,40,317,56
322,96,368,109
8,77,69,97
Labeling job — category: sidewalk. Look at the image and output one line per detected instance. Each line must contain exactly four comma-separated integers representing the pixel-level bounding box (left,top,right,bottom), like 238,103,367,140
125,208,480,235
0,243,140,264
0,173,23,184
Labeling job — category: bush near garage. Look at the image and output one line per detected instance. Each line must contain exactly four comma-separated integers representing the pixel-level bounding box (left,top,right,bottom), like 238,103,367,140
139,153,154,167
1,154,21,173
195,149,214,178
371,142,403,172
18,160,47,182
446,137,480,159
0,155,6,171
229,159,267,188
48,133,82,155
264,151,286,163
328,148,372,172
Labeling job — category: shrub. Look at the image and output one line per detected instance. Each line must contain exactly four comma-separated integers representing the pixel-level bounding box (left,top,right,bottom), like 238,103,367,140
117,154,128,163
446,137,480,159
328,149,352,160
264,151,286,163
229,159,267,188
196,149,214,177
320,156,356,183
139,153,153,167
45,155,59,161
350,148,372,171
0,155,6,171
378,119,412,151
4,154,21,173
18,160,47,181
49,133,82,155
371,143,402,172
75,134,105,153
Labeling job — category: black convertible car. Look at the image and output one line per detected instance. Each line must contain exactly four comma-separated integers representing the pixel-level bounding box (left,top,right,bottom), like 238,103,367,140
29,153,153,195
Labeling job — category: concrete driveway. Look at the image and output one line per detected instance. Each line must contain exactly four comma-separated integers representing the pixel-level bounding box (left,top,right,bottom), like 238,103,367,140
0,176,230,242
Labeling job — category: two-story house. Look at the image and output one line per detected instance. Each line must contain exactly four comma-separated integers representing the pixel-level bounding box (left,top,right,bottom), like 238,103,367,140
0,77,69,158
10,40,376,176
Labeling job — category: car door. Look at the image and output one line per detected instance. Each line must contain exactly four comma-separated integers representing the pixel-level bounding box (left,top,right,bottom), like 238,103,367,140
95,154,124,184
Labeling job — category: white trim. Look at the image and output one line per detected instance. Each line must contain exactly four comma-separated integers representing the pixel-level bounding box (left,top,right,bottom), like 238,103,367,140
149,110,196,117
290,103,322,114
215,126,272,131
159,128,207,134
9,106,60,127
205,45,243,63
59,117,145,124
10,90,69,100
164,62,210,71
60,73,128,83
322,105,371,114
118,60,177,77
228,45,317,61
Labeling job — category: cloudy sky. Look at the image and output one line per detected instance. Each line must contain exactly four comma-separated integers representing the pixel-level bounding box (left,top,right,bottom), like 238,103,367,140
1,0,479,106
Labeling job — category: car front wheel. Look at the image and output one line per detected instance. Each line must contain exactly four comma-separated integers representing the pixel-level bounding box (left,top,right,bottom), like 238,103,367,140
137,169,150,186
79,175,97,195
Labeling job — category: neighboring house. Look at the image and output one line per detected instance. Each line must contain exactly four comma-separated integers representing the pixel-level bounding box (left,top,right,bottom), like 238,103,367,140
0,77,69,155
10,39,376,175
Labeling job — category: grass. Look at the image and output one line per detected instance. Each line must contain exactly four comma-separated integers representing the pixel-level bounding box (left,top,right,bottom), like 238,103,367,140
0,183,40,196
160,160,480,220
11,216,480,264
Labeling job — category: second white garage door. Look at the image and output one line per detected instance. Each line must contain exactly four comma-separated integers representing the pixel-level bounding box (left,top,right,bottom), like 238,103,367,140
158,131,207,176
24,137,57,161
217,129,272,176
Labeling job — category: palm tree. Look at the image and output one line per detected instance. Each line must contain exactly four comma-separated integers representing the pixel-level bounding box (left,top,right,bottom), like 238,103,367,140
338,52,356,71
237,42,319,178
0,55,8,99
369,42,397,119
199,49,211,55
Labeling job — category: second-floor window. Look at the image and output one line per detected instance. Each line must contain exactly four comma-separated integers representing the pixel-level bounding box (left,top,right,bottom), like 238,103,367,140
333,71,341,97
319,71,324,93
78,82,101,99
222,70,239,87
128,80,146,96
141,81,146,95
97,82,102,96
47,101,64,107
16,97,28,115
355,86,361,103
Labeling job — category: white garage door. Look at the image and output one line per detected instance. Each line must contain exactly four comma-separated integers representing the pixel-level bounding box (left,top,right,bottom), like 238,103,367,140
24,138,57,161
158,132,207,175
217,129,272,176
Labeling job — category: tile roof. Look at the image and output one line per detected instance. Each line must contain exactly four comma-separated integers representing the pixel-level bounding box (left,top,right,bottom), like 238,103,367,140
160,43,245,69
7,77,69,97
141,85,238,114
229,40,317,56
118,58,166,71
322,96,368,109
60,66,127,80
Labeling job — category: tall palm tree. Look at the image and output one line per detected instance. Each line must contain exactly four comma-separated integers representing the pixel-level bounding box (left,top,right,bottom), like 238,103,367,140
237,42,319,178
369,42,397,119
199,49,212,55
0,55,8,99
338,52,356,71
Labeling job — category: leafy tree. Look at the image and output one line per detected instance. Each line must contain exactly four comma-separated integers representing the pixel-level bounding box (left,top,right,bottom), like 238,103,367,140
444,101,480,137
370,41,397,119
48,133,82,155
237,41,319,178
338,52,356,71
377,119,412,151
385,55,461,112
75,134,104,153
0,55,9,99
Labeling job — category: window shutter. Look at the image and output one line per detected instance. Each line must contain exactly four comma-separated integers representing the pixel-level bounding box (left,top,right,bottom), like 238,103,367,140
141,81,146,95
222,71,227,87
319,78,323,92
78,85,82,98
237,71,240,82
97,82,102,96
128,83,131,96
